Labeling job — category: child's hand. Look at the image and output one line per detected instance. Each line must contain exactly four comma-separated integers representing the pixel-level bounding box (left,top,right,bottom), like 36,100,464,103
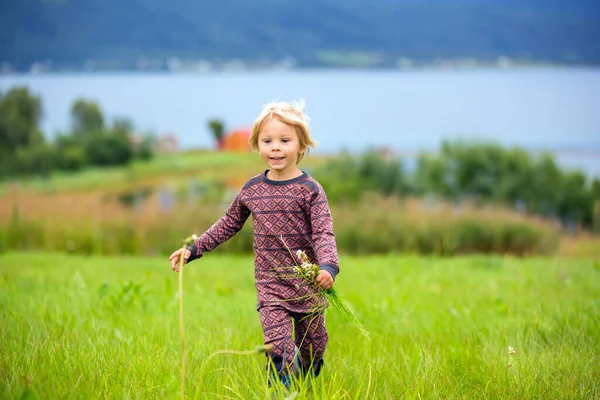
169,248,190,272
316,270,334,290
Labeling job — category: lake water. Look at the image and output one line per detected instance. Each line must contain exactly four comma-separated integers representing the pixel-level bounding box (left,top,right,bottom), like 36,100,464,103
1,67,599,176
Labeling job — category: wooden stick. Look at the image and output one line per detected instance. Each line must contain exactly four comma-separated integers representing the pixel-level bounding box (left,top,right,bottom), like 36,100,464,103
178,245,187,400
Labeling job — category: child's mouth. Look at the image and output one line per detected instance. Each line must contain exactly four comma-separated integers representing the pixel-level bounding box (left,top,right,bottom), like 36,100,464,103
270,157,285,161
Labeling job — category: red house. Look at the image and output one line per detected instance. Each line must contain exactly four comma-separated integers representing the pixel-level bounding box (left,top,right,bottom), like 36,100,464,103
220,129,251,152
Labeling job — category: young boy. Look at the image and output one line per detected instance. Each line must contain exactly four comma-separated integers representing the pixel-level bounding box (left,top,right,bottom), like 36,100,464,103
168,100,340,388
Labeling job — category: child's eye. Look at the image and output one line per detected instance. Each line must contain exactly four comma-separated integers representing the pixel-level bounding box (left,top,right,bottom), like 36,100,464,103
282,139,290,143
262,139,271,143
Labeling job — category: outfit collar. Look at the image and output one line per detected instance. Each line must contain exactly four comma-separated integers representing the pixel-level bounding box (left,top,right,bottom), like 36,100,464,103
261,170,308,186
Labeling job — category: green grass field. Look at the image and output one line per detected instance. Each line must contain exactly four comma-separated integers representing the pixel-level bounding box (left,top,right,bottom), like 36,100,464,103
1,252,599,399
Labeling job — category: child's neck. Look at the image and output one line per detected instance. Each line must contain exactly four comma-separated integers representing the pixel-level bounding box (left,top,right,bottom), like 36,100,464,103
266,168,303,181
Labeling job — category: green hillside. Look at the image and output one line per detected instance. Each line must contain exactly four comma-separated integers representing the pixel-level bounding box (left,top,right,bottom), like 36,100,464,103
1,0,599,71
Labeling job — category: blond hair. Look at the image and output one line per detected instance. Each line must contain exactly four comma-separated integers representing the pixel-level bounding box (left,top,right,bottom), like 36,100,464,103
249,99,318,163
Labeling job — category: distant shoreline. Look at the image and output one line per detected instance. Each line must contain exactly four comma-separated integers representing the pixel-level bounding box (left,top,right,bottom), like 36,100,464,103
311,144,600,156
2,64,600,78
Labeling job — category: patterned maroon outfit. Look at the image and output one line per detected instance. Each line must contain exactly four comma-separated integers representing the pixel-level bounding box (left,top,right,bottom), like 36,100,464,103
187,170,339,377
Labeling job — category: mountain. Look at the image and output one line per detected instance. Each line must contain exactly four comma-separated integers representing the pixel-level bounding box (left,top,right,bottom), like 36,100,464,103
1,0,599,71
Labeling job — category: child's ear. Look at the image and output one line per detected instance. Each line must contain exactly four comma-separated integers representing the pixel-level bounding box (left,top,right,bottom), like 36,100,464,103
299,146,306,155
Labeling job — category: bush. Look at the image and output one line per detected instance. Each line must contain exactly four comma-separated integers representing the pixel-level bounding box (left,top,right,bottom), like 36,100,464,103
0,194,560,257
14,143,57,177
315,142,600,232
83,130,134,167
135,136,155,161
313,150,408,203
330,195,559,256
57,145,87,171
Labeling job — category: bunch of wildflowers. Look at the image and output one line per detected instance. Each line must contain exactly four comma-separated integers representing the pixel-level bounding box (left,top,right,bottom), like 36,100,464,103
288,246,370,339
292,250,320,281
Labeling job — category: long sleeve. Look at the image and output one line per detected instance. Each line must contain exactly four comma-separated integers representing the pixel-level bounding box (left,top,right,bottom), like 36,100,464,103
309,183,340,280
187,192,250,262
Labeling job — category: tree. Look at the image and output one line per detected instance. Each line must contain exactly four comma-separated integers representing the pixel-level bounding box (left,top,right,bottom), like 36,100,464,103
528,153,562,216
556,171,590,230
592,178,600,233
0,87,44,151
207,119,225,149
71,99,104,135
112,117,134,135
357,149,407,197
413,153,454,198
0,87,45,177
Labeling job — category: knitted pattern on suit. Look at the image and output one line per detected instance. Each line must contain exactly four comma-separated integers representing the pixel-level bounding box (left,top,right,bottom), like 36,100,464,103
187,170,340,313
260,306,327,378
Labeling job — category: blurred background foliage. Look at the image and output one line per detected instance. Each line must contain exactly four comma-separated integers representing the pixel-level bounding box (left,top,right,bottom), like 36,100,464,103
1,86,598,258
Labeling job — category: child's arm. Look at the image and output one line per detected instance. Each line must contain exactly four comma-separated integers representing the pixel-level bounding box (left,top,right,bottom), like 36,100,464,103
309,183,340,281
186,192,250,263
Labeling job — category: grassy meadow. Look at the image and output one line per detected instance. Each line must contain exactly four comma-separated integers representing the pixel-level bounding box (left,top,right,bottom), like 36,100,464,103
1,251,599,399
1,151,599,399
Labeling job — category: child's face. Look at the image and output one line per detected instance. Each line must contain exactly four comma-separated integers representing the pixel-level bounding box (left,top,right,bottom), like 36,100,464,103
257,117,305,179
